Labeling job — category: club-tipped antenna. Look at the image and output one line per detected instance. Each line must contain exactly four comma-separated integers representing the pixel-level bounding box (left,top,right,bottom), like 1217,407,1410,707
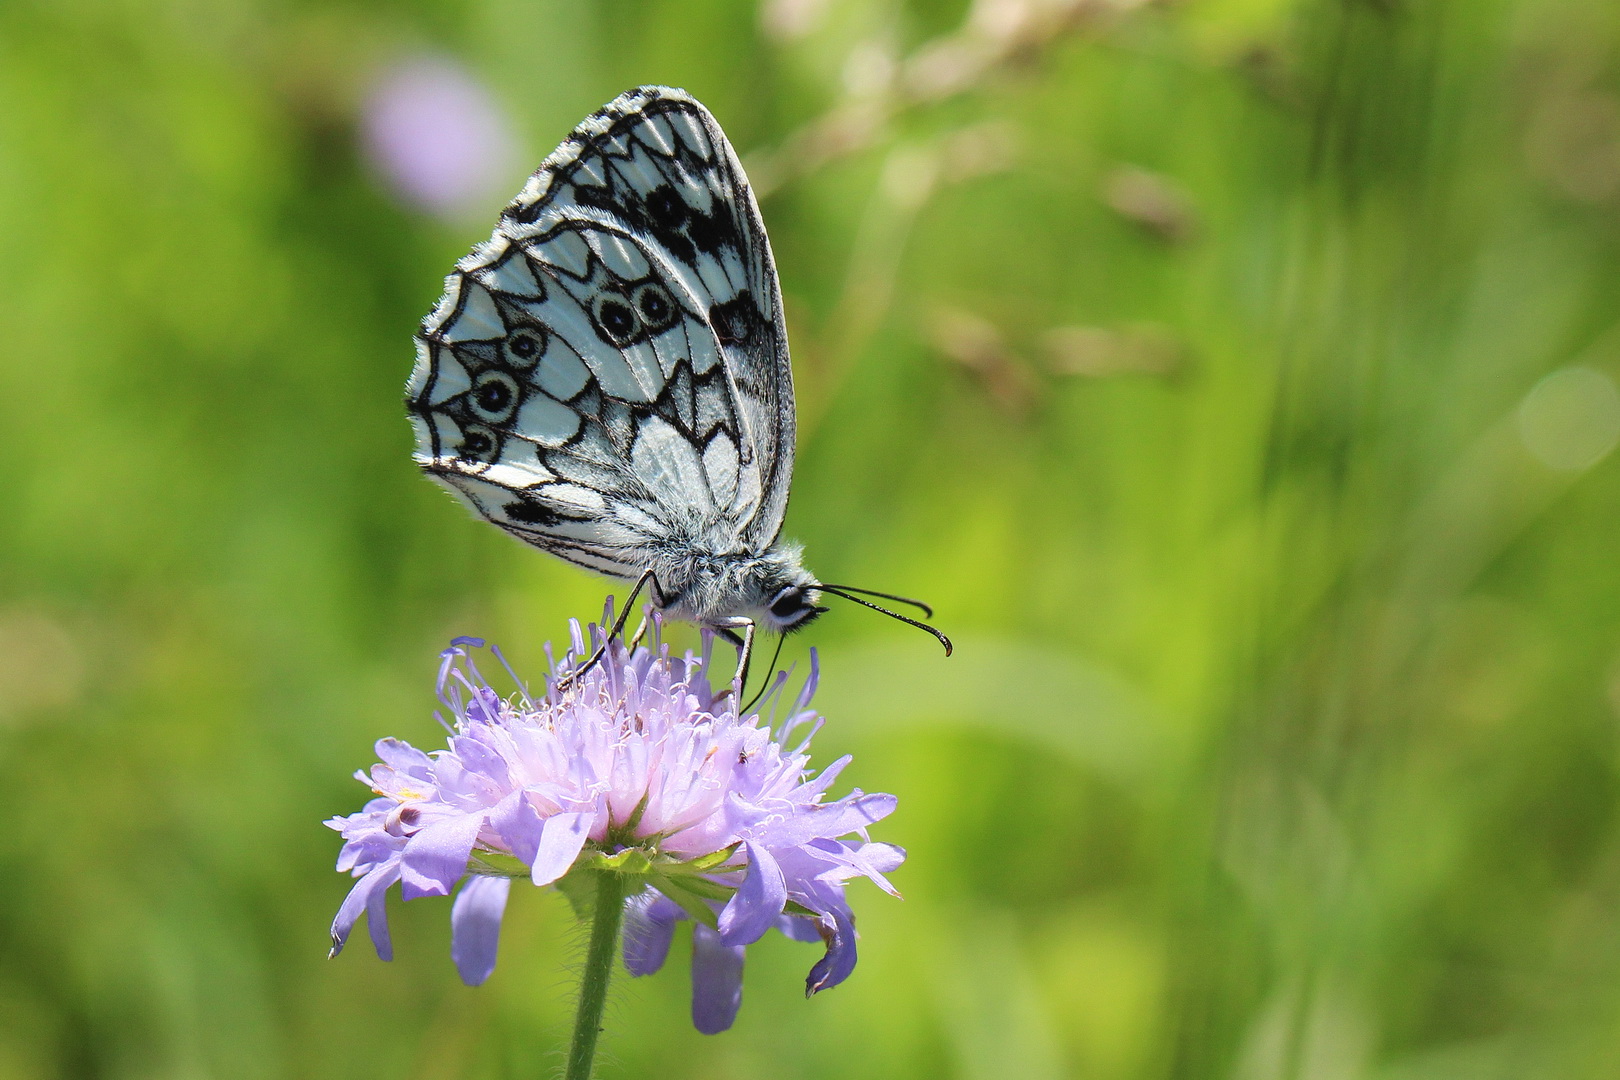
818,586,953,655
815,584,936,619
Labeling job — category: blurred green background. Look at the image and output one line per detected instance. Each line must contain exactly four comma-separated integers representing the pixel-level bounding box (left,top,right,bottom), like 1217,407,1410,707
5,0,1620,1076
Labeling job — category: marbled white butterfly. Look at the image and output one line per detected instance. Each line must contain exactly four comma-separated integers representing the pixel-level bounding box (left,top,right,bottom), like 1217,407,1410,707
406,86,950,683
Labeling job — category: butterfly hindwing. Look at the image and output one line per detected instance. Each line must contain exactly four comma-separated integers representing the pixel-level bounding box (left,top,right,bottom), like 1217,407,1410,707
407,86,795,575
411,222,766,569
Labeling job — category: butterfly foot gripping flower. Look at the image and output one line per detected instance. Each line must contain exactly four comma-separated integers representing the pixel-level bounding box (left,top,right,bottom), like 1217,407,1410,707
326,604,904,1051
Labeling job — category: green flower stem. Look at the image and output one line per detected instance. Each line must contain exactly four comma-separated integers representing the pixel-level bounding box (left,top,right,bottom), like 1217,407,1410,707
565,871,625,1080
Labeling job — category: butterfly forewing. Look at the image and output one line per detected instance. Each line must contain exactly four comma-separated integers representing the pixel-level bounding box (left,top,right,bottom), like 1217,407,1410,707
407,87,794,581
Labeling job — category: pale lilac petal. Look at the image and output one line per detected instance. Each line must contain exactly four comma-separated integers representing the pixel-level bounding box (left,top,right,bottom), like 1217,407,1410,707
488,789,545,864
333,821,401,874
450,875,511,986
803,838,906,895
450,734,511,788
366,867,397,961
718,842,786,947
374,738,433,773
792,753,851,800
530,811,592,886
853,840,906,874
691,924,746,1034
623,890,683,976
728,791,897,851
401,812,485,899
329,859,400,959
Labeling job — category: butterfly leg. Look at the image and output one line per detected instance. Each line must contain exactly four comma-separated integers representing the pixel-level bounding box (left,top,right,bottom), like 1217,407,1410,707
558,568,666,691
707,616,756,701
626,606,659,650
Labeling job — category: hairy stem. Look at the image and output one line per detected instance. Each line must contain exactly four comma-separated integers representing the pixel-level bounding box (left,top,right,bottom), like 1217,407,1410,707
564,872,624,1080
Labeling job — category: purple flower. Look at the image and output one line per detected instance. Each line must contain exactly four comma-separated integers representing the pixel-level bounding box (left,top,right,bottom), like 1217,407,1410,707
327,607,904,1033
360,55,520,220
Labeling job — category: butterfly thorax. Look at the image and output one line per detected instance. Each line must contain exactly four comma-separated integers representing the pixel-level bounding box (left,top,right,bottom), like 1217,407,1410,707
642,541,822,634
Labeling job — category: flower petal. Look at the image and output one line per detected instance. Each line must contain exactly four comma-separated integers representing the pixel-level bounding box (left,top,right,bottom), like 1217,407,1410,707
451,733,511,788
366,866,399,961
805,905,857,996
374,737,434,773
401,811,485,899
450,875,511,986
804,838,907,896
729,791,898,851
531,811,592,886
329,858,400,959
488,789,545,865
623,889,683,976
718,842,785,947
775,913,822,943
793,753,850,800
691,923,746,1034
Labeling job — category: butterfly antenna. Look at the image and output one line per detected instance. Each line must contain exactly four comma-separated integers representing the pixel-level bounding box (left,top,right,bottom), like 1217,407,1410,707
818,586,953,655
816,584,936,619
740,632,790,714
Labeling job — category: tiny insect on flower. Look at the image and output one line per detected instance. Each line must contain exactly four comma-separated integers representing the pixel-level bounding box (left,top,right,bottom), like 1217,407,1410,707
326,602,904,1033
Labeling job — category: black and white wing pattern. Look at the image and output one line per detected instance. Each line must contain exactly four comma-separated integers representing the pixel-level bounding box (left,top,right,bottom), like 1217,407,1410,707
406,86,794,579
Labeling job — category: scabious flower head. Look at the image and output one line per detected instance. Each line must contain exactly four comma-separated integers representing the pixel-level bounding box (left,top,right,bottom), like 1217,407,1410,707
327,606,904,1033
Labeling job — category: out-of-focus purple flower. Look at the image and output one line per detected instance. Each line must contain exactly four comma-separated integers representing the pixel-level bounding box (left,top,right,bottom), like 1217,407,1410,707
327,606,904,1033
360,55,520,220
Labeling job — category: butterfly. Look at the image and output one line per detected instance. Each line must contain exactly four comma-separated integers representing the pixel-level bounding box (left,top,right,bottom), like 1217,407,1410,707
406,85,950,685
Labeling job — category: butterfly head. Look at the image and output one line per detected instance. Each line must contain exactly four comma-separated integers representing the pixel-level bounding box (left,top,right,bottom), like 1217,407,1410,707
748,551,827,633
763,581,827,633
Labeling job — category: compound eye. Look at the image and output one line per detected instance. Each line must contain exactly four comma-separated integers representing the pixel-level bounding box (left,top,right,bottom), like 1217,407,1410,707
470,371,521,422
503,327,546,368
592,294,641,347
459,423,499,463
769,588,803,621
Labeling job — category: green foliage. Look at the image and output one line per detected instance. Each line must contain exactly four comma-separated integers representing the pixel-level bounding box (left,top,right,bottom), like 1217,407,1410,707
4,0,1620,1077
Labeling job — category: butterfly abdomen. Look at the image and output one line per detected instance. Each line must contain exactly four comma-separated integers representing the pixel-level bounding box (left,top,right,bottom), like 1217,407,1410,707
631,542,817,631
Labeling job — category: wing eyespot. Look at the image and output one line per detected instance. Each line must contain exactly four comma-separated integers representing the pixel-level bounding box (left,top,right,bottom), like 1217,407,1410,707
471,372,521,422
593,294,642,347
633,282,677,332
504,327,546,368
459,424,500,463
